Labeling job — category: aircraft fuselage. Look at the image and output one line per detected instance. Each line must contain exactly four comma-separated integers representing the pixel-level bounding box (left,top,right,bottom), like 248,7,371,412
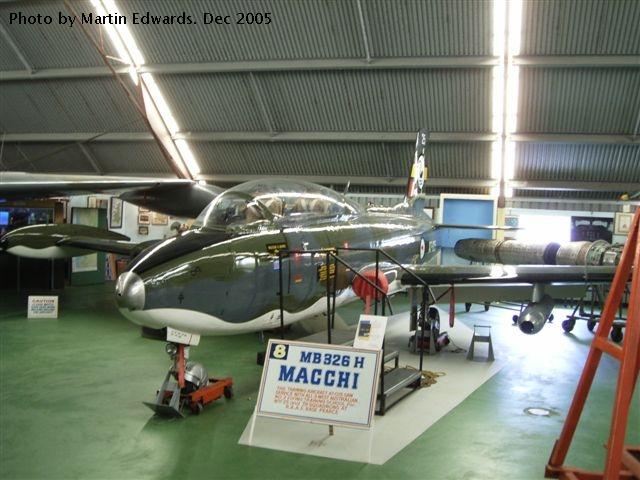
116,213,434,335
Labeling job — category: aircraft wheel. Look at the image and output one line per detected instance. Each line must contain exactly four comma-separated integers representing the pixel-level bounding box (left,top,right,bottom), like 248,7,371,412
562,319,575,333
484,302,490,312
611,327,623,343
465,303,472,312
512,315,519,325
224,386,234,399
190,401,204,415
427,308,441,351
587,320,597,332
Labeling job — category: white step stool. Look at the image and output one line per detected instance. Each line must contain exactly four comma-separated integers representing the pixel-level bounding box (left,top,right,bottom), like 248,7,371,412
467,325,495,362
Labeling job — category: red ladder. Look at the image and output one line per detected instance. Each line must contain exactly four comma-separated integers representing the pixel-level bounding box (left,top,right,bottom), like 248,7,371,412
546,207,640,480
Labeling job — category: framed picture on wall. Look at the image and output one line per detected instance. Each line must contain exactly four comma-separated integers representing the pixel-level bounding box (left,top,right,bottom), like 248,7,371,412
505,215,519,228
138,207,150,213
138,226,149,235
614,212,633,235
109,197,123,229
151,212,169,225
138,213,150,225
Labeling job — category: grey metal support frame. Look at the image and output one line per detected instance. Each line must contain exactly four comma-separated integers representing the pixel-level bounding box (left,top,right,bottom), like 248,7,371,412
278,247,427,415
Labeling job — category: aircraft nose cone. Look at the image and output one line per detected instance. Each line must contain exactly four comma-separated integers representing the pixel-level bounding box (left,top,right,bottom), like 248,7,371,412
115,271,145,311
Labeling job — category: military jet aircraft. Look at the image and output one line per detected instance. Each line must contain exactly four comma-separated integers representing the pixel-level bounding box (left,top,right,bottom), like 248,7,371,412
1,130,619,339
2,129,626,415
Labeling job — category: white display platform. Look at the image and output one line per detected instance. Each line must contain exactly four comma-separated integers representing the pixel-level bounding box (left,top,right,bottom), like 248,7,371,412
239,309,504,464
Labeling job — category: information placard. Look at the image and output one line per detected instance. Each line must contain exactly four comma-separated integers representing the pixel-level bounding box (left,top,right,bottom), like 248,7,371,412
166,327,200,346
353,315,388,350
27,296,58,319
256,339,381,429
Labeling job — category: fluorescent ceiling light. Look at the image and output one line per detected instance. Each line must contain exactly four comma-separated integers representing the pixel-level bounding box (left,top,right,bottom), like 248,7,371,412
175,139,201,176
90,0,200,179
492,0,506,57
491,0,522,199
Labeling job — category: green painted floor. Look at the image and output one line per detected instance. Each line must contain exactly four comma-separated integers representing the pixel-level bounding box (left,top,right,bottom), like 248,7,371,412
1,283,638,480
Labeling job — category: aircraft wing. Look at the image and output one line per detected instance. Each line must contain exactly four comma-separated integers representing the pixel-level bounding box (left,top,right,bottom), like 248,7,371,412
433,223,519,231
0,172,223,218
399,264,621,306
399,263,627,335
401,264,619,285
55,236,140,256
0,223,155,259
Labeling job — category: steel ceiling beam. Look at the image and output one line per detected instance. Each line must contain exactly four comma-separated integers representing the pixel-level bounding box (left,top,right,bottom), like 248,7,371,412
0,19,34,72
510,180,640,192
76,142,103,175
2,55,638,82
1,132,154,142
514,55,640,68
0,132,494,142
0,57,499,82
197,174,496,188
355,0,372,63
511,133,640,144
4,131,639,144
177,131,497,142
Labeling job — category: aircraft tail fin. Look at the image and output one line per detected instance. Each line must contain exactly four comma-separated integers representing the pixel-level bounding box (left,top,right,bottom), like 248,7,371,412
404,129,429,201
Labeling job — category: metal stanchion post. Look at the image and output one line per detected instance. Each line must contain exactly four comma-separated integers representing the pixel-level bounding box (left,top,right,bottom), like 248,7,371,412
278,251,284,339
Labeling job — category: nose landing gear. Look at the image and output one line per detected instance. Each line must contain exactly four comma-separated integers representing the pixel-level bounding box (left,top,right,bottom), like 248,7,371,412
143,342,233,418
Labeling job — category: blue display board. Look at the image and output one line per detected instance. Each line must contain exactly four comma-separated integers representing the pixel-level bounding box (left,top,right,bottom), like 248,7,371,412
439,198,494,248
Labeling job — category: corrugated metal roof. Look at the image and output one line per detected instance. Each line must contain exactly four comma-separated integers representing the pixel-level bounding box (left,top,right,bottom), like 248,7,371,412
0,35,25,71
513,189,624,200
521,0,640,55
193,141,394,177
515,143,640,183
89,142,171,174
362,0,492,57
0,1,104,70
422,143,491,178
156,74,265,131
0,78,146,133
0,142,170,175
508,197,626,212
158,70,491,133
0,143,94,173
255,69,491,132
118,0,363,63
350,185,489,195
518,68,640,134
190,141,490,178
0,144,33,170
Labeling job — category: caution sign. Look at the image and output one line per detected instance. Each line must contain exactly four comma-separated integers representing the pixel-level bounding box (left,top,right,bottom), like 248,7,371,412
266,242,288,256
256,339,382,429
27,296,58,319
316,263,336,282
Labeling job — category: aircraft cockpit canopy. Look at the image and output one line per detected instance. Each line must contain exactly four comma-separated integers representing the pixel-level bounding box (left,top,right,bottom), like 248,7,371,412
193,179,361,230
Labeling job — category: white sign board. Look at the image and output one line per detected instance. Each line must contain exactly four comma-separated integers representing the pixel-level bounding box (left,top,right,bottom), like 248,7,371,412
256,339,382,429
27,296,58,319
166,327,200,346
353,315,388,350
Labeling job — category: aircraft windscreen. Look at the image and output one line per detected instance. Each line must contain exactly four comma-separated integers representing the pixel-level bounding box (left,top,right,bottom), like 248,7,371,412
192,191,271,229
192,179,360,230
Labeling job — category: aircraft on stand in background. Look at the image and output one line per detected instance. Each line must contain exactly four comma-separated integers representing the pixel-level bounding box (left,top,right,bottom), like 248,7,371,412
1,129,625,411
